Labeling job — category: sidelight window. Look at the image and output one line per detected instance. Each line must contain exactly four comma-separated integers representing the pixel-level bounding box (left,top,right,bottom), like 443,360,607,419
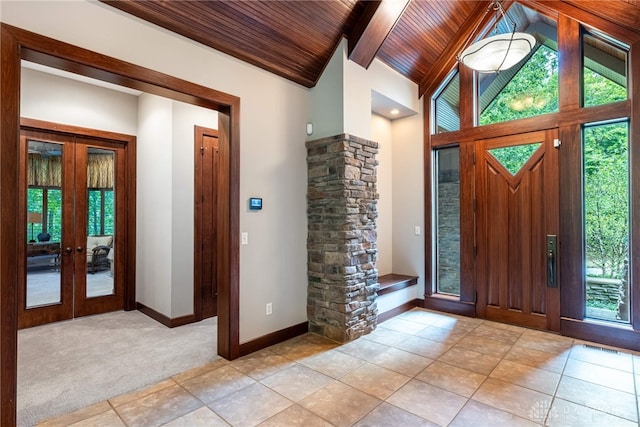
434,147,461,296
583,120,629,323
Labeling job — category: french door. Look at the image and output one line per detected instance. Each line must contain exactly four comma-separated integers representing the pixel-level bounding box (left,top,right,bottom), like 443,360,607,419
18,128,126,329
475,129,560,331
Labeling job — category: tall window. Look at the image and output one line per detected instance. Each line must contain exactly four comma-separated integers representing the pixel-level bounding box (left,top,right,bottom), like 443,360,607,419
584,121,629,322
434,147,460,296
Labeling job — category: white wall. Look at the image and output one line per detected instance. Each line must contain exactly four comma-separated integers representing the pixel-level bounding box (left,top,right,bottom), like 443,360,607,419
136,95,219,318
309,42,344,140
391,104,426,298
344,45,421,140
136,94,173,315
371,114,393,276
371,108,426,314
21,67,138,135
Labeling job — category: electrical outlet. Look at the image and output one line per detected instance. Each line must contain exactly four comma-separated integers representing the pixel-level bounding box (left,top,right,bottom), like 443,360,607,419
266,303,273,315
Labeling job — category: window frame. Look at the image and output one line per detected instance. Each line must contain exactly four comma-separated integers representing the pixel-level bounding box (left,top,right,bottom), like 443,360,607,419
424,1,640,348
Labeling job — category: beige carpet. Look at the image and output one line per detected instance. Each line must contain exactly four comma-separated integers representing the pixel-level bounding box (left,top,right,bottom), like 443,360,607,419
17,310,218,426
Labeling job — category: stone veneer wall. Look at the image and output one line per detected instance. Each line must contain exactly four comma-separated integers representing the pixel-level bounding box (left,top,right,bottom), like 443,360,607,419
306,133,379,342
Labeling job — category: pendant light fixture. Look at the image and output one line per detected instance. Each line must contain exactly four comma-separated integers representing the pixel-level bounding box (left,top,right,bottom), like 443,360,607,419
457,0,536,73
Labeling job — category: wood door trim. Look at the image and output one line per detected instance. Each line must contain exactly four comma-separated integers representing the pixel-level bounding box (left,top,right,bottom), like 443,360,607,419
2,23,240,425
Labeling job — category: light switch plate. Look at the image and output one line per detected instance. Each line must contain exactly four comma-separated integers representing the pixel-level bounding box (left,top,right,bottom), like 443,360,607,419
414,226,421,236
241,232,248,245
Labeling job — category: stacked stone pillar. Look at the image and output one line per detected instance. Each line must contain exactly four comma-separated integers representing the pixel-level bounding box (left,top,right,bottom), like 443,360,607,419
306,133,379,342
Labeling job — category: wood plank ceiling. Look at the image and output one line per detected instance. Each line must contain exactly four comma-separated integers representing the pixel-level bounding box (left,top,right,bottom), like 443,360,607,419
101,0,640,97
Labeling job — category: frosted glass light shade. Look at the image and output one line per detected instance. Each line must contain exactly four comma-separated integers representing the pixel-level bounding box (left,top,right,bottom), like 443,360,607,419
459,32,536,73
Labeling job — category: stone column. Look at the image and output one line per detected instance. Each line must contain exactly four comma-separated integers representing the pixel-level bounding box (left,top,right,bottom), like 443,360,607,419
306,133,379,342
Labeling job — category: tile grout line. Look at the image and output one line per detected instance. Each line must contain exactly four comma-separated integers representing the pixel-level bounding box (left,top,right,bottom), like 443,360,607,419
542,337,573,426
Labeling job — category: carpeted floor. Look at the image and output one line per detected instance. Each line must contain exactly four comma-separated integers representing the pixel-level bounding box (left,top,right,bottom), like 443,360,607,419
17,310,218,426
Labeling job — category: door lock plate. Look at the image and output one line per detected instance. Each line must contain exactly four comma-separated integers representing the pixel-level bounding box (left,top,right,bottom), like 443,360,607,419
547,235,557,288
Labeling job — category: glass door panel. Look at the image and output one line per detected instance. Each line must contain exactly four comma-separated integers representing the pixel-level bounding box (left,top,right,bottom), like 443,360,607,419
73,141,123,318
25,140,63,308
19,133,75,329
85,148,115,298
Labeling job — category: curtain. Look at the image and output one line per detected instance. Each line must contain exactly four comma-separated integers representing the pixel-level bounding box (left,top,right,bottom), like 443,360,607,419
28,154,62,187
87,154,114,189
28,153,114,189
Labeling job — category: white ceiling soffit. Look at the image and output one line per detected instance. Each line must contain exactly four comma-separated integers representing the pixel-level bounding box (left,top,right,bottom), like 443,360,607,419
371,90,417,121
21,60,143,96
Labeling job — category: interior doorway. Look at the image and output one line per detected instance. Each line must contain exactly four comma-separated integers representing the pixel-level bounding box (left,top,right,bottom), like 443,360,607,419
18,123,134,329
475,129,560,331
1,24,240,426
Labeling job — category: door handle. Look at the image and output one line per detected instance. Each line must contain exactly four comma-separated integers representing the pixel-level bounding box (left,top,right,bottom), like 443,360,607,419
547,235,557,288
76,246,84,253
65,247,73,254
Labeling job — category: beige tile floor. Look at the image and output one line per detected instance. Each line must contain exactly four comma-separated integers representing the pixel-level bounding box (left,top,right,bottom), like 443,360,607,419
37,308,640,426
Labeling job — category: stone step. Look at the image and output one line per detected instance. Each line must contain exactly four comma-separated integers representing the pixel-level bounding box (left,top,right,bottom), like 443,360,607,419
378,273,418,296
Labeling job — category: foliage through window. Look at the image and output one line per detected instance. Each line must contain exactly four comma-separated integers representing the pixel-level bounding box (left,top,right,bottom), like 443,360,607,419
488,143,541,176
479,45,559,126
584,121,629,322
27,187,62,242
88,189,114,236
583,31,628,108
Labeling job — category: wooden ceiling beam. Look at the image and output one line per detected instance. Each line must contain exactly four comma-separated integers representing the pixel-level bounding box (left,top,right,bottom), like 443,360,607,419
561,1,640,37
419,0,493,98
348,0,410,69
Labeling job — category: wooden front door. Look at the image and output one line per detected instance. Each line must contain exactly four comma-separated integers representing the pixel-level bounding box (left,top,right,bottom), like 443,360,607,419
18,129,126,328
475,129,560,331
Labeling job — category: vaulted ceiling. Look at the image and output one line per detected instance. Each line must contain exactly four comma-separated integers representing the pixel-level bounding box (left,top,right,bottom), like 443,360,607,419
101,1,640,97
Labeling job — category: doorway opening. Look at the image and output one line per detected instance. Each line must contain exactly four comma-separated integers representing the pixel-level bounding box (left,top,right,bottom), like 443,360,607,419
1,23,240,426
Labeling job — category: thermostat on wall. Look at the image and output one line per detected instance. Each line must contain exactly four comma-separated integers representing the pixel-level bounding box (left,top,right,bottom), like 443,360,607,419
249,197,263,211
